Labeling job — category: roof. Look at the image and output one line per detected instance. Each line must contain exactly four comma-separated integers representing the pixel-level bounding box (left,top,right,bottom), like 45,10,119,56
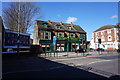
35,20,86,33
94,25,118,32
5,29,30,36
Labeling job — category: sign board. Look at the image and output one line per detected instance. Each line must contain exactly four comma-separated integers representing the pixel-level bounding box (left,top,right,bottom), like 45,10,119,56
53,36,56,45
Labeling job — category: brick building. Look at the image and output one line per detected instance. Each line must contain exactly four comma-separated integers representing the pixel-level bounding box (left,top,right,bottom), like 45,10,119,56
33,20,86,53
93,24,120,50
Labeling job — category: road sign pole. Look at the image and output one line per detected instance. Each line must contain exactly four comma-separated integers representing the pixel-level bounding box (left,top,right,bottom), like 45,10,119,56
53,36,56,57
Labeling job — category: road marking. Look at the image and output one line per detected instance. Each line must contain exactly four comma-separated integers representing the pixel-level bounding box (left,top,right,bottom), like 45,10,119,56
50,57,87,61
86,60,112,65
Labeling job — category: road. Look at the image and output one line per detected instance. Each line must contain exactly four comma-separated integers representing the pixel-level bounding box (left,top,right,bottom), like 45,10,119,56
2,52,120,79
50,53,120,77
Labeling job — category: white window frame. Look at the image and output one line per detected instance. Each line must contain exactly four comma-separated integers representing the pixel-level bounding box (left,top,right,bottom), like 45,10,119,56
102,32,104,35
70,33,75,38
67,26,72,30
42,31,51,40
96,32,98,36
108,35,112,41
107,29,111,34
58,32,64,37
101,36,105,41
56,25,63,29
96,37,98,42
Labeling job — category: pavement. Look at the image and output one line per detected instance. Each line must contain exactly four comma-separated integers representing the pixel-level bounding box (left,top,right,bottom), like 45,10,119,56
39,51,119,59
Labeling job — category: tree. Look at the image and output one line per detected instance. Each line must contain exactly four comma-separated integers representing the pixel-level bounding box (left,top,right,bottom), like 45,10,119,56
3,2,41,33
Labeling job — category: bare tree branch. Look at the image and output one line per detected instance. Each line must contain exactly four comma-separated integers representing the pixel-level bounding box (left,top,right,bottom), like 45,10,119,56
2,2,42,33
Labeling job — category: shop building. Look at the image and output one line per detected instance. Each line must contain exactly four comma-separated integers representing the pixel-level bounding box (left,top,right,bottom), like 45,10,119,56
33,20,87,53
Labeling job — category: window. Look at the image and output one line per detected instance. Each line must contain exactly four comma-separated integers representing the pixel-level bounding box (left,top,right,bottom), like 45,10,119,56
56,25,63,29
70,33,75,38
96,32,98,36
67,26,72,30
107,29,111,34
102,32,104,35
101,36,105,41
58,32,64,37
108,35,112,41
42,31,51,40
45,32,49,39
96,37,98,42
43,24,48,28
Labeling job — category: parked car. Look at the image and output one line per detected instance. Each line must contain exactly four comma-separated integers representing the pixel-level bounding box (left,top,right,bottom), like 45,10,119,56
117,49,120,53
89,48,95,52
96,48,104,51
75,48,86,53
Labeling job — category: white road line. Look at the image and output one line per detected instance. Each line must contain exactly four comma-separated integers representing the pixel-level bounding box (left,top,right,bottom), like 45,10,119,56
86,60,112,65
51,57,87,61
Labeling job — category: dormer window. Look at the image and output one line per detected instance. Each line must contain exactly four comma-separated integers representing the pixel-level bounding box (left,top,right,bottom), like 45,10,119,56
56,25,63,29
43,23,50,28
43,24,48,28
67,26,72,30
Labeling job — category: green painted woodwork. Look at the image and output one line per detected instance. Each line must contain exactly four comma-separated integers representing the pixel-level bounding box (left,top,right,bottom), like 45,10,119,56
43,24,48,28
69,37,79,41
57,37,68,40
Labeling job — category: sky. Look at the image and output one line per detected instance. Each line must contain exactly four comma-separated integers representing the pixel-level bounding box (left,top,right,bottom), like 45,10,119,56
1,2,118,41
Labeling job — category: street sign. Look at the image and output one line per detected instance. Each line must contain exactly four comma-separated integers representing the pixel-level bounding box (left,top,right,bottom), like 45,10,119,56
53,36,56,45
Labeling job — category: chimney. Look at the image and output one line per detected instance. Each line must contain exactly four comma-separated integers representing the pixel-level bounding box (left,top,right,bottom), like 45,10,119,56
60,22,63,25
70,23,74,27
48,20,51,23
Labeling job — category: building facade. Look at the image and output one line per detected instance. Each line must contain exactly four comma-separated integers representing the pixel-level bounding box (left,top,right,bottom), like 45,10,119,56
93,24,120,50
33,20,87,53
1,16,30,53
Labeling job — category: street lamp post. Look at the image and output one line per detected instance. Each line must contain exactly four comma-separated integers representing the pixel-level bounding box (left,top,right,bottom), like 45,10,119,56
17,2,20,54
67,36,69,57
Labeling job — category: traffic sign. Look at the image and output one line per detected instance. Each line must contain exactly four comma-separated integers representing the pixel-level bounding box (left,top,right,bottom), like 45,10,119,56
53,36,56,45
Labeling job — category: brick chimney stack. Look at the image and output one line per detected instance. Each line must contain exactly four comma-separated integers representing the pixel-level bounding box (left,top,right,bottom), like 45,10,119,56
47,20,52,23
60,22,63,25
70,22,74,27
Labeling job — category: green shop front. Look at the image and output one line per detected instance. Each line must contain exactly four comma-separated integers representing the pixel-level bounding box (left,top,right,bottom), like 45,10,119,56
39,36,86,53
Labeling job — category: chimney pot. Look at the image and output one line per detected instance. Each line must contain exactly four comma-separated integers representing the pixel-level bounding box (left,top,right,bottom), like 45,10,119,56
60,22,63,25
48,20,51,23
